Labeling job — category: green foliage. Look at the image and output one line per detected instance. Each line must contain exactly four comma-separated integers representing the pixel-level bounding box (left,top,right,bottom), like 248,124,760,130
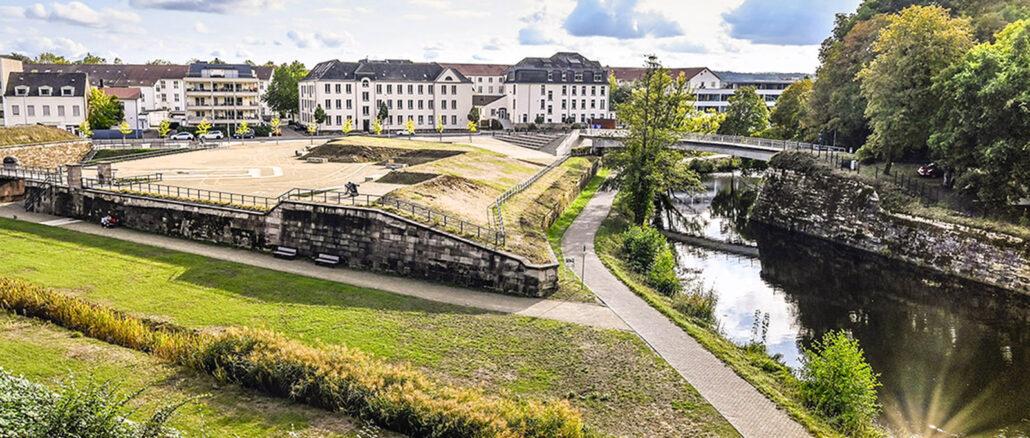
930,19,1030,215
77,52,106,64
87,88,125,130
404,118,416,135
195,118,211,136
608,55,702,226
77,121,92,138
717,86,769,136
858,5,974,173
671,286,718,326
684,109,725,134
262,61,307,117
622,226,681,296
35,52,71,64
236,121,251,136
467,106,480,122
341,118,353,135
377,101,389,123
801,331,882,436
269,116,282,136
646,248,681,296
306,122,317,136
769,79,812,140
0,369,185,437
313,105,327,125
157,120,171,138
372,118,383,135
118,121,132,136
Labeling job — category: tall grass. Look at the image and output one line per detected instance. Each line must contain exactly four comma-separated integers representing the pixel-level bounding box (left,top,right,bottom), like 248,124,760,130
0,277,588,437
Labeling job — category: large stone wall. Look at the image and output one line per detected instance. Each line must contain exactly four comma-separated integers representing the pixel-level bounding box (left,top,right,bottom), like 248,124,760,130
2,141,91,168
24,185,557,297
0,178,25,202
751,164,1030,295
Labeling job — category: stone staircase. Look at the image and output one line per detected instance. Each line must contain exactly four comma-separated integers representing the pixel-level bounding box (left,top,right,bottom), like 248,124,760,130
493,132,565,151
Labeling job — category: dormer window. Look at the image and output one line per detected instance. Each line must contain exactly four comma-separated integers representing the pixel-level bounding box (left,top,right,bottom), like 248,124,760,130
594,73,603,81
39,86,52,96
61,86,74,96
14,86,29,96
547,71,553,81
575,73,583,82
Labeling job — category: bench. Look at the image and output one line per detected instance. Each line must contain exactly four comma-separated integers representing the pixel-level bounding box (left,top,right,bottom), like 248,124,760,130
272,246,298,260
314,253,341,267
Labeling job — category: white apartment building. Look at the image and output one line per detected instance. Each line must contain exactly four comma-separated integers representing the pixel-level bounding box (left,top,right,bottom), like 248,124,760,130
440,63,507,96
103,87,146,130
184,63,262,127
2,72,87,132
0,56,25,123
610,67,807,112
298,59,473,131
503,52,612,124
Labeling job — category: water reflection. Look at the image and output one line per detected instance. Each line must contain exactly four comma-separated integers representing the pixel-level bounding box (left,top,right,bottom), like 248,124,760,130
671,173,1030,437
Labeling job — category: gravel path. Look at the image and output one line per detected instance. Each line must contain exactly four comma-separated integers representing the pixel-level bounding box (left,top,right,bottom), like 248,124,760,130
561,189,810,438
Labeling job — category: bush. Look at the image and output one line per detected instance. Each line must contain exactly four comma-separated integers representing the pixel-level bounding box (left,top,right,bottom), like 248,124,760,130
647,248,682,295
253,124,272,137
800,330,882,436
0,368,183,437
0,277,588,438
671,285,717,325
622,226,682,296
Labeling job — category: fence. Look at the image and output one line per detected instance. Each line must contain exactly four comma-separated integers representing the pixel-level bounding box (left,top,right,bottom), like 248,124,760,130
583,129,848,153
490,156,571,237
82,179,279,210
0,166,64,184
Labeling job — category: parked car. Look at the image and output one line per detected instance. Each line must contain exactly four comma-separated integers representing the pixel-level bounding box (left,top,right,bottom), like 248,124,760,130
233,131,255,139
917,162,942,178
395,130,413,136
200,130,224,140
169,132,194,140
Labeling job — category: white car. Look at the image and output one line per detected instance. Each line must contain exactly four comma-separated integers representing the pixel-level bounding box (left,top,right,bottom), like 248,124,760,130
395,130,413,136
200,130,224,140
169,132,194,140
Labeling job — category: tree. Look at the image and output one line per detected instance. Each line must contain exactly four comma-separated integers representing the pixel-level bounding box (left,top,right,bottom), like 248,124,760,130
684,109,726,134
78,120,92,138
270,117,281,136
858,5,974,174
377,101,389,123
78,53,106,64
436,115,445,141
341,118,353,136
262,61,307,118
607,55,703,227
196,118,212,137
146,59,173,65
87,88,125,129
930,19,1030,214
769,79,813,140
801,331,881,435
306,122,317,136
113,57,123,65
237,121,251,138
404,119,416,138
608,71,633,109
158,120,171,138
118,121,132,143
36,52,70,64
372,118,383,136
313,105,327,130
717,86,769,136
466,120,477,142
467,107,480,122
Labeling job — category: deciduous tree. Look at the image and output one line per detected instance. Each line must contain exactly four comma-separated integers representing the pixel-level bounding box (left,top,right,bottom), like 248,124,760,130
341,118,353,136
717,86,769,136
372,118,383,136
87,88,125,129
195,118,212,136
769,79,813,140
36,52,70,64
78,120,92,138
157,120,171,138
262,61,307,118
377,101,389,124
269,117,281,136
78,53,106,64
858,5,974,174
118,121,132,143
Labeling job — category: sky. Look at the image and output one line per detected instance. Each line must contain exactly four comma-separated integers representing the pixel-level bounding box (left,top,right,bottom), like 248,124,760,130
0,0,862,73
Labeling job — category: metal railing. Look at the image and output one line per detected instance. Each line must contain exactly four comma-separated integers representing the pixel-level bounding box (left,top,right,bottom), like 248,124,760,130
82,179,279,210
0,166,64,184
90,139,193,149
583,129,848,153
490,156,571,237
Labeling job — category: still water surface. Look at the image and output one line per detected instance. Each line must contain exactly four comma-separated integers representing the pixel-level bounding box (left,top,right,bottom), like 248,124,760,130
670,173,1029,437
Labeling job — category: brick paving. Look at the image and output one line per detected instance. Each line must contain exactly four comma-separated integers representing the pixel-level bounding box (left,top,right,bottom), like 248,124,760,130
561,190,810,438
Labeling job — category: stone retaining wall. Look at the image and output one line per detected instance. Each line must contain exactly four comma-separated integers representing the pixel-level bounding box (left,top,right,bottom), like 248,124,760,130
2,141,91,168
0,178,25,202
751,165,1030,294
24,185,557,297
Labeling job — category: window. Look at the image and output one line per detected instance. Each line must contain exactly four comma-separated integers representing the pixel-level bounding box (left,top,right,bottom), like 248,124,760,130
325,99,331,108
418,85,423,94
346,99,353,109
418,115,424,124
547,90,553,101
442,100,447,110
174,94,180,102
361,79,370,88
428,100,434,109
388,115,394,125
58,105,65,117
408,99,413,110
408,85,414,94
10,105,18,116
418,100,424,110
27,105,35,117
346,84,352,93
335,84,342,93
451,115,456,125
451,85,456,94
540,100,545,110
594,73,603,81
547,71,553,81
571,86,577,96
571,100,577,109
396,99,402,108
477,86,483,93
362,106,370,116
173,81,179,89
387,100,393,109
442,86,448,95
387,84,393,94
325,84,331,93
362,92,369,101
73,105,80,117
600,87,606,96
600,100,605,109
451,99,456,109
590,100,596,109
376,84,382,93
540,85,545,94
591,86,596,96
575,73,583,82
61,86,74,96
335,99,342,109
428,85,434,94
488,86,493,93
488,77,494,83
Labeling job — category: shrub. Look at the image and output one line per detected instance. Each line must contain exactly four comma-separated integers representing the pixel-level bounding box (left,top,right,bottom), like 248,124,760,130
0,368,183,437
647,248,682,296
800,330,882,436
0,277,587,438
671,284,717,325
622,226,667,273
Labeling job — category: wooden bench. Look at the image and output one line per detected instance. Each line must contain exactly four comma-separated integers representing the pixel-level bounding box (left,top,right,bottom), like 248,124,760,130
272,246,298,260
313,253,341,267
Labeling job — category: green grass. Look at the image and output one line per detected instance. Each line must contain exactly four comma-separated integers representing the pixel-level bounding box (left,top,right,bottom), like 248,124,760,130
545,167,610,302
90,148,161,161
0,314,361,437
0,217,737,437
594,206,843,438
0,125,77,147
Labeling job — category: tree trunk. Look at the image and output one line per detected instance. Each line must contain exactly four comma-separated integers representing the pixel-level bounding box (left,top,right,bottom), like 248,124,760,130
883,160,893,176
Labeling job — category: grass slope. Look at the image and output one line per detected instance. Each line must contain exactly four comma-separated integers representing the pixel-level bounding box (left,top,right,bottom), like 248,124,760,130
594,206,842,438
0,218,737,437
0,314,366,437
0,125,77,148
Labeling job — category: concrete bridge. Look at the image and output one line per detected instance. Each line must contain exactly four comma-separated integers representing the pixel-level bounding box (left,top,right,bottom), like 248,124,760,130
581,129,845,161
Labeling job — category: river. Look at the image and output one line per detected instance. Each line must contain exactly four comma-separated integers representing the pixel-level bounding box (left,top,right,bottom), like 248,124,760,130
669,173,1030,437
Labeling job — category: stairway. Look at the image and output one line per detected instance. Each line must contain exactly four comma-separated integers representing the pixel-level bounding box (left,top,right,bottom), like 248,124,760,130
493,132,564,150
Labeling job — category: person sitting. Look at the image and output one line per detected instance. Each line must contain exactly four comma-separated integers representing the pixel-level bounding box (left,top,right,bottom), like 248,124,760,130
345,182,359,197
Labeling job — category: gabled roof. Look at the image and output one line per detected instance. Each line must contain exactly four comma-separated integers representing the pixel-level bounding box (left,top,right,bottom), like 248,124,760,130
254,65,273,80
302,59,471,83
25,64,187,87
507,52,607,84
4,72,87,97
102,87,142,100
439,63,511,77
609,67,709,83
473,94,505,106
714,71,809,84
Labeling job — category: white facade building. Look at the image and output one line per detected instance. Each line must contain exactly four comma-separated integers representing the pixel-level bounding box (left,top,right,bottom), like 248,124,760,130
299,59,473,131
2,72,88,132
440,63,506,96
103,87,146,130
610,66,807,113
184,63,262,126
503,52,612,124
0,56,25,123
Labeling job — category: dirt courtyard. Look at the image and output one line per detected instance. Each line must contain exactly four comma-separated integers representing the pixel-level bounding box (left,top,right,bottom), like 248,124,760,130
109,140,406,198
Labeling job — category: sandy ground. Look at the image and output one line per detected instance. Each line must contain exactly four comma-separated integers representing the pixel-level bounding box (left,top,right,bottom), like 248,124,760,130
106,140,404,197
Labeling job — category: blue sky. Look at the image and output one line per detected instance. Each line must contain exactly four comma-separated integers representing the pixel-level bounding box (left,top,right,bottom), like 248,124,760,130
0,0,861,72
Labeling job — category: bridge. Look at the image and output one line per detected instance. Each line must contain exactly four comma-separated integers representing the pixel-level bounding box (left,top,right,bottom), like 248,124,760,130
580,129,846,161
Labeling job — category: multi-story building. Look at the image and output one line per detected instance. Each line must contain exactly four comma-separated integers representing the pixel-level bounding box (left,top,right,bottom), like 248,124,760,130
298,59,473,131
103,87,146,130
440,63,507,96
184,63,262,127
609,67,807,113
503,52,612,124
0,56,25,123
2,72,88,132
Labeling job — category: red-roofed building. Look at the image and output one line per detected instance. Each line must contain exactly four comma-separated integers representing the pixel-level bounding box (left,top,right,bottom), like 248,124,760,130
439,63,510,96
102,87,146,129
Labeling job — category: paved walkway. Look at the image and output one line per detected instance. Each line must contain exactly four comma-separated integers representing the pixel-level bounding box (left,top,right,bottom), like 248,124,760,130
561,190,809,438
0,203,628,331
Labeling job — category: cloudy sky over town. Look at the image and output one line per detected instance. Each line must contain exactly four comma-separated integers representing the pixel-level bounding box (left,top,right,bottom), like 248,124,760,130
0,0,861,72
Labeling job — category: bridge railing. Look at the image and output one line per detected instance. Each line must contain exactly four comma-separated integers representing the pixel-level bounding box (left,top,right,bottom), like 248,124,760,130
0,166,65,184
584,129,848,153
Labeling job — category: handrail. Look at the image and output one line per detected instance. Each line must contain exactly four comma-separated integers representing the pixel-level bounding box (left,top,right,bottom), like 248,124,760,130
583,129,848,153
82,179,279,210
490,156,571,238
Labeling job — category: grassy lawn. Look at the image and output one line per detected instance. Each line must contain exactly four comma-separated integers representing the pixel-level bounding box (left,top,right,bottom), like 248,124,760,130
0,125,77,147
594,204,842,438
545,167,610,303
0,313,368,437
0,217,737,437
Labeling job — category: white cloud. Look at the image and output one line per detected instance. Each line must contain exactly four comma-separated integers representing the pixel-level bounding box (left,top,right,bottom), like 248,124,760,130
129,0,285,14
7,36,88,59
194,21,209,33
6,1,141,31
286,30,356,50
